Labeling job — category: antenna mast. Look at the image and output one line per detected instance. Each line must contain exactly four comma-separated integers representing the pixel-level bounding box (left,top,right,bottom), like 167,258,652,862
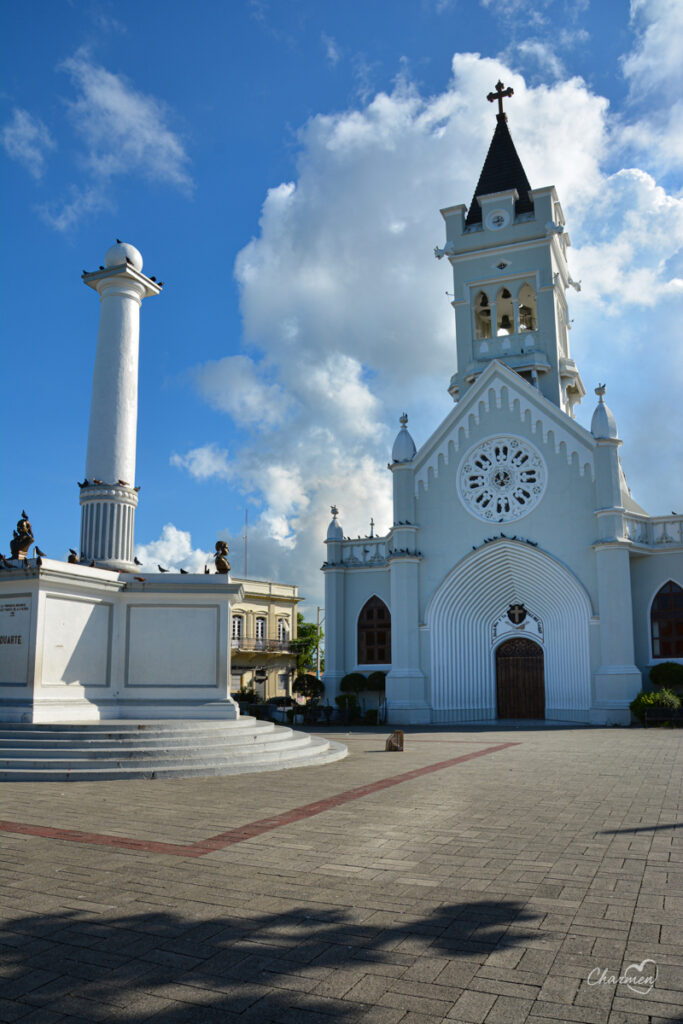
244,507,248,577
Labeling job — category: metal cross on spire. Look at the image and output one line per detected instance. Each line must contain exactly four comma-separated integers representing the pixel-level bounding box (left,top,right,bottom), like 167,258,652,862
487,80,514,117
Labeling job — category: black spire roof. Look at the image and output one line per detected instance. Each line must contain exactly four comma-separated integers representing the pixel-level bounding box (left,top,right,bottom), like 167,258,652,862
465,112,534,227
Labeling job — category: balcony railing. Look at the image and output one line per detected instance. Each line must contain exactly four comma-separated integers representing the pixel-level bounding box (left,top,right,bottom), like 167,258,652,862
231,636,293,653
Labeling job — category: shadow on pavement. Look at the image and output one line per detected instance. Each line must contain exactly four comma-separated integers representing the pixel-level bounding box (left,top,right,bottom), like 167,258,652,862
2,898,541,1021
599,823,683,834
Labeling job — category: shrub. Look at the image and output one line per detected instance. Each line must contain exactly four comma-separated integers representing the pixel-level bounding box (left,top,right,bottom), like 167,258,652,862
335,693,361,723
292,674,325,701
335,693,359,710
630,688,681,724
235,686,257,703
366,671,386,692
649,662,683,690
340,672,367,694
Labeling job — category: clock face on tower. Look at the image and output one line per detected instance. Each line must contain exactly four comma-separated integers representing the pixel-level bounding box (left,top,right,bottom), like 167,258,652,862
485,209,510,230
458,436,547,522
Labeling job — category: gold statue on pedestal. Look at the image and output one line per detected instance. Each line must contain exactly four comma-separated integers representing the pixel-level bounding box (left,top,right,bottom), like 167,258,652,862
214,540,230,575
10,513,34,561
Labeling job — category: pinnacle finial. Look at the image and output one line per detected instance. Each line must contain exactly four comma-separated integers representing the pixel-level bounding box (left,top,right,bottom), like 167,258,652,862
595,383,606,401
330,505,339,517
399,412,408,428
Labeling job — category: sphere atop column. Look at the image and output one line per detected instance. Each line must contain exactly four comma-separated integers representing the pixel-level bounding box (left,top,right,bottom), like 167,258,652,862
105,241,143,272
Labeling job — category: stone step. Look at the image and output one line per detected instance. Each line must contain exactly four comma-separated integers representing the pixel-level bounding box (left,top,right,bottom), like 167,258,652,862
0,734,317,767
0,737,348,781
0,719,347,780
0,727,286,751
0,717,265,736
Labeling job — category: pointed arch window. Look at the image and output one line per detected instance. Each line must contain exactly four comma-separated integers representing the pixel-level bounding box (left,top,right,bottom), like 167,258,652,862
651,581,683,658
496,287,514,335
518,283,537,332
358,596,391,664
474,291,492,339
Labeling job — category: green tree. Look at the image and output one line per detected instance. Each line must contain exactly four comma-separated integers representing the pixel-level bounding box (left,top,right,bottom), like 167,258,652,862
292,674,325,701
291,612,324,675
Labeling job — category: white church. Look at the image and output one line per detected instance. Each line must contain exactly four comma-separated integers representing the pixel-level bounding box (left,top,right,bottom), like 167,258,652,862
322,84,683,726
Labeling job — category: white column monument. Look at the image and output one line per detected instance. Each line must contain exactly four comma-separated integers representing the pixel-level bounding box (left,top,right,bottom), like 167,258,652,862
0,240,247,725
79,242,161,570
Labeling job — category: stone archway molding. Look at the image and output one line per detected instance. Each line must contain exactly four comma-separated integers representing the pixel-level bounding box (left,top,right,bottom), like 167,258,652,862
426,539,593,722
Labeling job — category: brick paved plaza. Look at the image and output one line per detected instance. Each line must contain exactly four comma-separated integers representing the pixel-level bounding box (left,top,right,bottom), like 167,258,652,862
1,725,682,1024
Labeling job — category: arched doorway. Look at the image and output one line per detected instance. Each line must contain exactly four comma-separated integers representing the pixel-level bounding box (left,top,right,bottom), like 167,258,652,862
496,637,545,719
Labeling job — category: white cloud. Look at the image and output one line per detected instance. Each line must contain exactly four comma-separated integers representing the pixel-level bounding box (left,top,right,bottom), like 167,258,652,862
513,40,564,79
134,523,212,573
1,108,55,179
322,33,340,66
60,51,192,191
194,355,290,429
38,184,112,232
176,51,682,607
617,0,683,173
623,0,683,94
570,168,683,309
39,50,193,231
170,444,233,481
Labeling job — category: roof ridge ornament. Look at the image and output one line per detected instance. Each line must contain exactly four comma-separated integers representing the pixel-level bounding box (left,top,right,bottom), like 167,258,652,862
595,383,606,401
487,80,514,121
399,412,409,428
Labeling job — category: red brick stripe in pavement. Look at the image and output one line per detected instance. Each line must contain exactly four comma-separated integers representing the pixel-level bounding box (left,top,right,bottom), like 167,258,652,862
0,741,519,858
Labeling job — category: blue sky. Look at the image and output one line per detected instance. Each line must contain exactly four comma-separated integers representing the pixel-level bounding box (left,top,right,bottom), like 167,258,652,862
2,0,682,613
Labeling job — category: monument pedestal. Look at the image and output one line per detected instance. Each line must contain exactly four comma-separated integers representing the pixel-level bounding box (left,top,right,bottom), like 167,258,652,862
0,560,243,724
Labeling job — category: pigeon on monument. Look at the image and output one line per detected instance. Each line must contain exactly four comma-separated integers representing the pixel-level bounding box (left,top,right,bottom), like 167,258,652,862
158,564,170,573
179,568,188,574
133,556,142,566
117,479,129,486
34,546,46,558
77,479,88,488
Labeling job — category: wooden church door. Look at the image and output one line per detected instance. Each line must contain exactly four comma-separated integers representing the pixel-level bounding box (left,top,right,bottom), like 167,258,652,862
495,638,545,719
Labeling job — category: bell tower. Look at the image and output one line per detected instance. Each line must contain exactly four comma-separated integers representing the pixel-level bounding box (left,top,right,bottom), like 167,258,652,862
435,81,585,416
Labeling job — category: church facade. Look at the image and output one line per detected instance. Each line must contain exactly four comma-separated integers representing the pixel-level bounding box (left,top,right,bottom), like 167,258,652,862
322,88,683,725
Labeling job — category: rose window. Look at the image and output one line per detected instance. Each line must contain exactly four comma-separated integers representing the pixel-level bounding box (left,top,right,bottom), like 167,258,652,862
458,437,547,522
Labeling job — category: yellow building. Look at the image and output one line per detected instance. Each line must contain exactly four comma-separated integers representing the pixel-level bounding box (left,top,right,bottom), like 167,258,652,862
229,577,301,700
